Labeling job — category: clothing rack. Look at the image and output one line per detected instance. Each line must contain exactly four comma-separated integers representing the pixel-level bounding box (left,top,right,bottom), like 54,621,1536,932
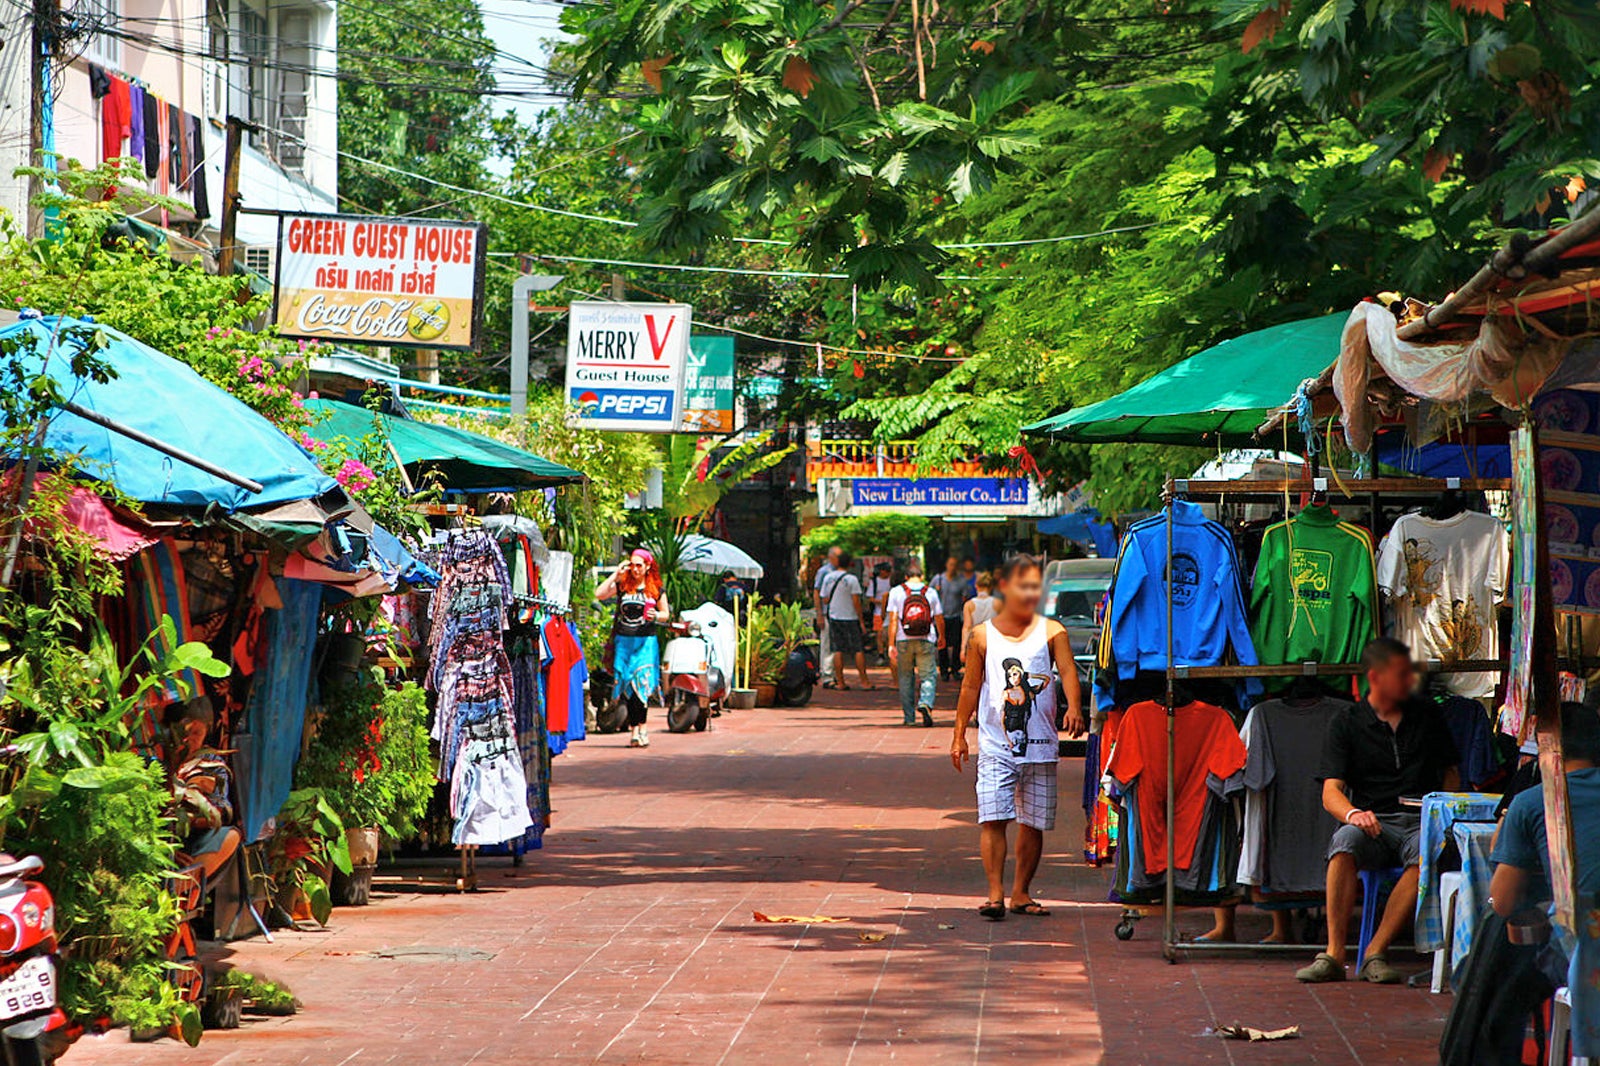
1149,474,1512,962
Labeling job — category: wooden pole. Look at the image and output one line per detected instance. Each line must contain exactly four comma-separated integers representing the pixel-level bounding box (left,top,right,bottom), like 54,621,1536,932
1397,205,1600,340
610,273,625,301
217,115,245,277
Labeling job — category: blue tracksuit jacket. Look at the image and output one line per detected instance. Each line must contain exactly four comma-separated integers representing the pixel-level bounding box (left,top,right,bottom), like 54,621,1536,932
1094,500,1259,711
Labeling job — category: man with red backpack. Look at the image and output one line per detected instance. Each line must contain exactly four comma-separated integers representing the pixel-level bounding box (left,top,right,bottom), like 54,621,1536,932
887,559,945,727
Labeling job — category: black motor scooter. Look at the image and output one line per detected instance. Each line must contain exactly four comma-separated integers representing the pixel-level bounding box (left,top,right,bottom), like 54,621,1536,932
586,641,631,734
778,639,820,707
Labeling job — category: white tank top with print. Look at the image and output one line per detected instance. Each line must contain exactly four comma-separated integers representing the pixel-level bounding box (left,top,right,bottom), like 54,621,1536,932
977,618,1059,764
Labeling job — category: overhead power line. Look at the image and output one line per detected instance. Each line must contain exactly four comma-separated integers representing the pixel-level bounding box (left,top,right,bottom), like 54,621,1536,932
563,286,969,363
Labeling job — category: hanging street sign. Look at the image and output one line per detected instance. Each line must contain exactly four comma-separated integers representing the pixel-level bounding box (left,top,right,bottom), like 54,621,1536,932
681,335,736,433
564,301,692,433
272,213,487,350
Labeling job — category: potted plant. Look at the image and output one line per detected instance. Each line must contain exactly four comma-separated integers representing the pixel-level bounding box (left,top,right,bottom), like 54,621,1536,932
295,672,433,906
264,788,351,927
737,604,787,706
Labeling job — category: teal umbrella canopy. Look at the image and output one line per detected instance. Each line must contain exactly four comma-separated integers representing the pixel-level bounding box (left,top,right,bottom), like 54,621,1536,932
2,313,336,510
1023,313,1348,445
303,399,584,492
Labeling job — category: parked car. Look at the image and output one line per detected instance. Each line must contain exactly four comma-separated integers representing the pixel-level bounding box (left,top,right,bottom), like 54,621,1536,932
1041,558,1115,745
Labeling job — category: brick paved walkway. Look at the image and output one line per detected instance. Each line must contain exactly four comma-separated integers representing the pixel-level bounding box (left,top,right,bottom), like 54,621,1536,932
67,672,1450,1064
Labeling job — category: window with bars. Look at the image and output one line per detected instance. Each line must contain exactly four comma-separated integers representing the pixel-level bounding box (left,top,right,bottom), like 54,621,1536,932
76,0,122,68
204,0,228,118
227,0,317,177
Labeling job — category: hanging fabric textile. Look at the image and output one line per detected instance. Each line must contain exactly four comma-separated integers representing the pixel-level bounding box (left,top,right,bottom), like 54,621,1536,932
1105,699,1246,902
1236,696,1347,894
141,92,161,179
1249,503,1378,674
232,576,322,842
1094,500,1260,714
127,84,144,166
1081,732,1116,866
428,530,533,846
1376,510,1509,698
510,624,550,851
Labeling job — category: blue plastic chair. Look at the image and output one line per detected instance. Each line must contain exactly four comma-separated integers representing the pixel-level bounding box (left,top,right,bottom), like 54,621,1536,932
1356,867,1404,970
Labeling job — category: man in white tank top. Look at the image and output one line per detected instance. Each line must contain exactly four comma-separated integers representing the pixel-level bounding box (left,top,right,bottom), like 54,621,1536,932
952,554,1084,920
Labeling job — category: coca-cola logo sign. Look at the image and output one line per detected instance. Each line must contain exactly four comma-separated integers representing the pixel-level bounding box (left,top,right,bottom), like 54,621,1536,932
273,213,486,351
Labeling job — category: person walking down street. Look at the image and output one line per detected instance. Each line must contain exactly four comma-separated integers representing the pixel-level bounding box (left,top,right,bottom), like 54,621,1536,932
597,548,672,749
963,558,979,597
952,554,1084,921
813,546,842,688
887,560,943,727
867,561,894,664
932,556,973,681
961,572,997,661
824,551,874,691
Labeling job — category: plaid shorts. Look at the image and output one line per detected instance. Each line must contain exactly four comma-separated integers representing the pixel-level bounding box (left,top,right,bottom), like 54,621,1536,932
976,755,1057,830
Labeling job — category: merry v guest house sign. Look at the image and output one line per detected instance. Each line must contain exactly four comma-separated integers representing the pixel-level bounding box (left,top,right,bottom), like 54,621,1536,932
565,302,691,433
273,213,488,350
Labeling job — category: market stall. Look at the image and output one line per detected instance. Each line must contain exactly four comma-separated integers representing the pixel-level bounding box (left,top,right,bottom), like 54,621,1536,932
1026,204,1600,1055
1024,310,1520,969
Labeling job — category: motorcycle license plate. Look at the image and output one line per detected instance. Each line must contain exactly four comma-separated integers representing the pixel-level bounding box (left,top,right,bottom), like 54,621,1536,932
0,957,54,1020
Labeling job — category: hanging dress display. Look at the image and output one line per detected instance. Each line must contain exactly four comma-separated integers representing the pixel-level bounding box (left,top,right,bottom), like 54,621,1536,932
428,530,533,846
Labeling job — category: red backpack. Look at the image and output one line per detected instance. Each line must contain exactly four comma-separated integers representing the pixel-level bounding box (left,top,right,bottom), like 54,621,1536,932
899,584,934,638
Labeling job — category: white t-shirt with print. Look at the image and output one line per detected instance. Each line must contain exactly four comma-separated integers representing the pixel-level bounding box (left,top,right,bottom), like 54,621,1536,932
886,581,943,643
1376,510,1509,697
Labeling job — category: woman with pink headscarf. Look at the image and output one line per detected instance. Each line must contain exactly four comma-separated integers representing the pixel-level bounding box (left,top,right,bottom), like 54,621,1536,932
596,548,672,747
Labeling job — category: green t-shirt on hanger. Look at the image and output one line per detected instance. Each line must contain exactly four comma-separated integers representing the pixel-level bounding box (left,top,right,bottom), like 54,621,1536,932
1249,503,1379,671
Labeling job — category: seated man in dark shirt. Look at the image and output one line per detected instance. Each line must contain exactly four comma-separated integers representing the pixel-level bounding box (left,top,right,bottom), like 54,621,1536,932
1296,638,1460,984
1490,699,1600,914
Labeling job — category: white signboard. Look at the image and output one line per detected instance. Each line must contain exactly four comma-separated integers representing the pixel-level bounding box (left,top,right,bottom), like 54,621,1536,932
273,213,487,350
564,302,691,433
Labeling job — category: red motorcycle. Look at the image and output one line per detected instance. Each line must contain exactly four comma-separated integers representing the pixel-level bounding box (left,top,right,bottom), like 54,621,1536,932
0,854,73,1065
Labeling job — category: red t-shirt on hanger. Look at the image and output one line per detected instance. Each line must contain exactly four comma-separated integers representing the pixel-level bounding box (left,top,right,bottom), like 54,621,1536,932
1107,700,1247,875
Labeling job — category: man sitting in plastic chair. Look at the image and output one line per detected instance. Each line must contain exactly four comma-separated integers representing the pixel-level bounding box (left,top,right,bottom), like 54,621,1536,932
1296,638,1461,984
1489,701,1600,1063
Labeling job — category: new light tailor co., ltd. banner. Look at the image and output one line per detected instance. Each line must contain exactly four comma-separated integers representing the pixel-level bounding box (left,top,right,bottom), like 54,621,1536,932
273,213,488,351
565,301,691,433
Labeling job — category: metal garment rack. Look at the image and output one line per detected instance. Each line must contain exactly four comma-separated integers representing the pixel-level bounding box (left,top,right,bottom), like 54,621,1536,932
1150,474,1512,962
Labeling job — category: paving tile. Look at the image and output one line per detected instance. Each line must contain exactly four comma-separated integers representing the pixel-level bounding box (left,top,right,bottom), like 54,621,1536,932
62,672,1450,1065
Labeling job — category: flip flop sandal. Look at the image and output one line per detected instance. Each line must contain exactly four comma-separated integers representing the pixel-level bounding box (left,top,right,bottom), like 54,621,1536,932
1009,902,1051,917
978,901,1006,921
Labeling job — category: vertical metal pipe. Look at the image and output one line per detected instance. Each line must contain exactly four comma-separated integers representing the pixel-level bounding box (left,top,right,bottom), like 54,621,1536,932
511,274,536,417
1164,483,1177,961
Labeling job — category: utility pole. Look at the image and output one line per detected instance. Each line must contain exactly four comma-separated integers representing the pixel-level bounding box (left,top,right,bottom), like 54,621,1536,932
217,114,244,276
610,272,625,301
26,0,56,236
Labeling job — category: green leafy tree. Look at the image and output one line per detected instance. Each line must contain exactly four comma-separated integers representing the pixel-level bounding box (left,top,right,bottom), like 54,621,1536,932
559,0,1127,287
0,169,315,434
336,0,498,216
1219,0,1600,224
801,513,932,555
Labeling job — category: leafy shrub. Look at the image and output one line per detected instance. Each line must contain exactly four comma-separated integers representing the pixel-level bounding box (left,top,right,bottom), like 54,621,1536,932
801,514,932,556
295,673,434,839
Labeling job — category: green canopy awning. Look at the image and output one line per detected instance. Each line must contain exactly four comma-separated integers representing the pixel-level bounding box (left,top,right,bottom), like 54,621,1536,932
1022,313,1348,445
304,399,585,493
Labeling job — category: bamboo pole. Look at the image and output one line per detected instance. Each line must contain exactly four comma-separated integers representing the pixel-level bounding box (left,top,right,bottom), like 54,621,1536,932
1397,205,1600,339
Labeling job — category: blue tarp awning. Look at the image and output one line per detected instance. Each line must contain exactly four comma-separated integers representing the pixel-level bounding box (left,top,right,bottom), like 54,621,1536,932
1,313,336,510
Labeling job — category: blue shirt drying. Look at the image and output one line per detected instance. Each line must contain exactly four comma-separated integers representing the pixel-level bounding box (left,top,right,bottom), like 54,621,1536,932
1096,501,1259,710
